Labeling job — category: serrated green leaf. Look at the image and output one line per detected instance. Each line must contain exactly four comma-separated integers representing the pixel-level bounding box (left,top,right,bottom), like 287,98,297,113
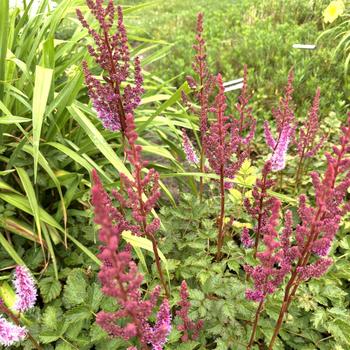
190,289,205,301
38,331,61,344
41,305,62,331
55,341,76,350
327,320,350,345
65,305,91,323
63,269,87,307
39,277,62,303
311,308,328,328
87,283,103,313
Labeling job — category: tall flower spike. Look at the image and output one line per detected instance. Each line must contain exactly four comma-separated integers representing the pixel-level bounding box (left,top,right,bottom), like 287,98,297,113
186,12,215,138
269,123,293,171
0,316,27,347
297,88,325,158
272,68,295,135
246,203,296,350
204,74,247,259
148,299,172,350
241,227,254,248
295,88,327,189
182,13,216,199
204,74,246,179
234,65,256,152
244,198,293,303
92,171,171,349
13,266,37,313
182,129,199,165
101,112,168,296
176,281,203,342
263,70,296,171
243,161,275,257
268,115,350,349
77,2,144,132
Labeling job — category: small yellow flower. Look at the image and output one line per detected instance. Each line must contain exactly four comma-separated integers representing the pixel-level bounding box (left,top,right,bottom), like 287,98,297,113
323,0,345,24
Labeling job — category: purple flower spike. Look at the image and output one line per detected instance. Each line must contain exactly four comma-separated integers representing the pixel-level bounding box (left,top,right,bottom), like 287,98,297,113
264,70,296,172
182,129,199,164
297,258,333,281
0,316,27,346
13,266,37,312
270,124,293,171
176,280,203,342
150,299,172,350
263,121,276,150
241,227,254,248
245,289,264,302
77,3,144,133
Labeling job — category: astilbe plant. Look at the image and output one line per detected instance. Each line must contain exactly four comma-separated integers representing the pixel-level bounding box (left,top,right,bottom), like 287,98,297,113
270,69,296,139
204,74,247,260
92,171,171,350
112,113,168,296
176,280,203,342
0,266,40,349
242,161,276,258
77,0,168,296
294,87,326,189
76,1,143,135
234,65,256,156
182,13,215,199
182,129,199,165
264,70,295,171
244,116,350,349
267,115,350,349
245,200,295,349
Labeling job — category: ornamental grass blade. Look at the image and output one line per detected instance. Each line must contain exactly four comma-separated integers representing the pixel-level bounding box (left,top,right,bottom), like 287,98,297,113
0,116,31,124
68,104,131,178
16,167,43,248
0,192,65,234
45,141,112,183
32,65,53,183
0,192,100,264
42,224,58,280
0,0,9,101
0,217,43,244
0,282,17,309
22,144,67,245
0,233,26,266
138,80,190,133
66,232,101,267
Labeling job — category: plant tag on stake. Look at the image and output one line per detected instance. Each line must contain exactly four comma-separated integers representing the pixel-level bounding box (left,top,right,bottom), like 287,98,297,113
292,44,316,50
223,77,243,92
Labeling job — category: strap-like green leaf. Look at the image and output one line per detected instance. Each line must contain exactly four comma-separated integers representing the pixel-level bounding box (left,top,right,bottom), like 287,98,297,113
32,65,53,183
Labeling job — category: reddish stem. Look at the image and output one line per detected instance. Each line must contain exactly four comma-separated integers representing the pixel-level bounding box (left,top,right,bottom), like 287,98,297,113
198,30,206,202
199,145,205,202
247,299,265,350
216,165,226,260
103,29,127,136
131,144,169,298
253,171,268,258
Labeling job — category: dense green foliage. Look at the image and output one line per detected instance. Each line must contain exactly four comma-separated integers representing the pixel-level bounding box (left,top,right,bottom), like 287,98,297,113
0,0,349,349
